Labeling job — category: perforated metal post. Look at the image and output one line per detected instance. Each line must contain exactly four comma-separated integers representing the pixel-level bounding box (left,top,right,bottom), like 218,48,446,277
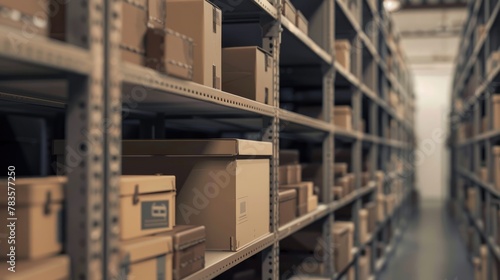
66,0,106,279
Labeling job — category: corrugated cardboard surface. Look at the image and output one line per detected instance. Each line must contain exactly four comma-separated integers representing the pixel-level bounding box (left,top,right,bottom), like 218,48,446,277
295,11,308,35
121,0,148,64
286,164,302,184
282,0,296,23
166,0,222,89
332,222,353,272
0,0,48,36
0,255,69,280
145,28,194,80
0,177,65,259
120,236,173,280
157,225,206,280
222,47,274,106
280,182,313,217
279,189,297,227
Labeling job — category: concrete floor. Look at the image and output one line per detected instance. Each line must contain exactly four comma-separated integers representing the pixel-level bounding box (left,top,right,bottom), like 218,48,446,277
379,199,473,280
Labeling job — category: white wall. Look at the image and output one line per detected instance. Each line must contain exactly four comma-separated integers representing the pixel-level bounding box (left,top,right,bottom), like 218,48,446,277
411,64,453,200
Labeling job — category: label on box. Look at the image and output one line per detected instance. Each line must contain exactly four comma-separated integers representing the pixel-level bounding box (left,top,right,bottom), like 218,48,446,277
141,201,170,229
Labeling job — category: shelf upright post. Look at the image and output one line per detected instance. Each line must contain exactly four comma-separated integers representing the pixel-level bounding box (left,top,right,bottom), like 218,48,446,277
260,8,282,280
473,99,481,257
104,0,123,278
65,0,106,279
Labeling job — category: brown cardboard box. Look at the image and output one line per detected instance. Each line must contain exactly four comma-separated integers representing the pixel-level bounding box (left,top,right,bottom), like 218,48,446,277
480,245,488,280
487,51,500,75
362,172,371,187
473,257,482,280
158,225,206,280
120,176,176,240
279,165,289,185
495,147,500,191
375,171,384,193
295,10,309,35
279,189,297,227
280,182,313,217
359,255,370,280
145,28,194,80
120,235,173,280
493,95,500,130
0,0,49,36
334,163,348,177
333,186,343,200
307,195,319,213
280,150,300,165
377,194,385,222
286,164,302,184
167,0,222,89
222,47,274,106
282,0,297,23
121,0,148,65
0,177,65,260
335,40,351,70
0,255,69,280
359,209,369,243
118,139,271,251
334,106,353,130
333,221,354,272
365,202,377,233
468,188,477,215
479,167,488,183
336,176,350,197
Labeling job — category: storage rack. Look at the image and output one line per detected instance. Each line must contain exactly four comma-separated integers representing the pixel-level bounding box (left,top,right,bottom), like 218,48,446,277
449,0,500,278
0,0,416,279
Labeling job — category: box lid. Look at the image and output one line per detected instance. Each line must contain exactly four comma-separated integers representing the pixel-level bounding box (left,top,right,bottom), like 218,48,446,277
334,106,352,114
158,225,206,251
119,175,175,197
0,255,69,280
121,235,173,263
122,139,272,156
279,189,297,202
0,177,65,206
53,139,272,156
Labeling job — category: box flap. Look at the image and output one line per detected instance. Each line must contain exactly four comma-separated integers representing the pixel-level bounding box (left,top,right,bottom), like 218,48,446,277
121,139,272,156
279,189,297,202
119,175,175,196
157,225,206,251
121,235,173,263
0,255,69,280
0,177,65,206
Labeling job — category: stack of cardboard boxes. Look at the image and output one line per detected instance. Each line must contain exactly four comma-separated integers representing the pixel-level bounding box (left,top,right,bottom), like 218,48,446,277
335,40,352,71
282,0,309,35
279,150,319,224
487,50,500,75
334,106,353,130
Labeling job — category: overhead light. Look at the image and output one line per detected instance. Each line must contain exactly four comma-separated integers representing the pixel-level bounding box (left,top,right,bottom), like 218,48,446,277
384,0,402,12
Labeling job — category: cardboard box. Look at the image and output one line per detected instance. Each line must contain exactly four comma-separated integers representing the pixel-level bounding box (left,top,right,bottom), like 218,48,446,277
335,40,351,70
495,146,500,191
0,255,69,280
280,150,300,165
279,189,297,227
473,257,482,280
120,175,176,240
479,167,488,183
145,28,194,80
121,0,148,65
375,171,385,193
288,164,302,184
333,186,343,200
359,255,370,280
333,221,354,272
487,51,500,75
336,176,350,197
0,177,65,260
167,0,222,89
334,163,348,177
365,202,377,233
359,209,369,244
334,106,353,130
493,95,500,130
377,194,385,222
222,47,274,106
307,195,319,213
295,10,308,35
282,0,297,23
120,235,173,280
468,188,477,215
159,225,206,280
0,0,49,36
119,139,271,251
280,182,313,217
279,165,289,185
480,245,488,280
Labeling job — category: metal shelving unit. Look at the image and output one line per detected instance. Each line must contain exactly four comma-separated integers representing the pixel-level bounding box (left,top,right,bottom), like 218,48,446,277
0,0,416,279
449,0,500,279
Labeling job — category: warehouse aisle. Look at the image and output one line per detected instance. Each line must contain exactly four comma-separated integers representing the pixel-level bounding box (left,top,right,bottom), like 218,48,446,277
379,200,472,280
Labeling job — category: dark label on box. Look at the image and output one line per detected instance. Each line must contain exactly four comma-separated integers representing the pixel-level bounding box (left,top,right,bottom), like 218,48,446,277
141,201,169,229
